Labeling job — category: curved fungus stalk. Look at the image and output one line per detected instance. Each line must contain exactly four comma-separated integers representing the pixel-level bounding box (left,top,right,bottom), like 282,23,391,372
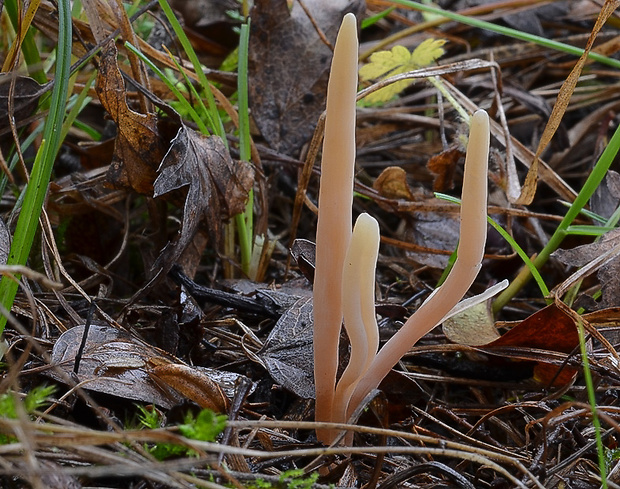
345,110,490,423
312,13,491,446
332,213,380,429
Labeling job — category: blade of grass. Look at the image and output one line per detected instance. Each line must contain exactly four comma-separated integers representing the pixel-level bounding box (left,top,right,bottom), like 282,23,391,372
436,192,550,298
577,319,608,488
160,45,212,133
493,122,620,313
389,0,620,70
3,0,46,84
0,0,72,335
157,0,226,141
235,21,253,276
59,69,97,144
124,42,209,134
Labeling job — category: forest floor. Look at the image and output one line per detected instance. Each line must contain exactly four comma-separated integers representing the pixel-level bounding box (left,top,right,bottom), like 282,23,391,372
1,0,620,488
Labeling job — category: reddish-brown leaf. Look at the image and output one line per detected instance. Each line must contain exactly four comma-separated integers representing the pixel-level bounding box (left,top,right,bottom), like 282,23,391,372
484,304,580,386
96,41,166,194
427,147,462,192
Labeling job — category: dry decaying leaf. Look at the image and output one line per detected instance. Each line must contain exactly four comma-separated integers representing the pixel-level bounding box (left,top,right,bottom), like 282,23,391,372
248,0,364,156
486,304,580,386
0,74,47,133
95,40,254,270
96,41,165,194
427,147,462,192
258,296,315,399
49,324,243,411
443,303,580,386
553,228,620,311
373,166,417,201
153,126,254,267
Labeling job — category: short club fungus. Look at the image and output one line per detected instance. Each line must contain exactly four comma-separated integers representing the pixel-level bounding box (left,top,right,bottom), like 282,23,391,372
313,13,491,445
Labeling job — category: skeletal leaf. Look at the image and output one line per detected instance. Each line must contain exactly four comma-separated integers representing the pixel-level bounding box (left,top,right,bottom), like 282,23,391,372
153,127,254,269
359,39,446,103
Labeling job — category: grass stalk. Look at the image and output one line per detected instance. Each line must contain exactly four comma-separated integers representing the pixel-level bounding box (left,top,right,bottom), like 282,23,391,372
3,0,46,84
389,0,620,70
576,319,608,487
235,21,254,277
157,0,226,141
0,0,72,335
493,122,620,313
436,193,550,298
124,42,209,134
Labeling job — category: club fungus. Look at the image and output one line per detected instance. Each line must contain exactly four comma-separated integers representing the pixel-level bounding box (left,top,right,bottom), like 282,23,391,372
313,13,491,445
313,12,358,443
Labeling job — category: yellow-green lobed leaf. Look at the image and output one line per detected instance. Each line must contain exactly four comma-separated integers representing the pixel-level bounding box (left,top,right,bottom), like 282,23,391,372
359,38,446,104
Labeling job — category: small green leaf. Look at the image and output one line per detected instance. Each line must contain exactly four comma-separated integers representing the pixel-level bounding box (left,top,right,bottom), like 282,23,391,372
411,38,447,66
359,38,446,103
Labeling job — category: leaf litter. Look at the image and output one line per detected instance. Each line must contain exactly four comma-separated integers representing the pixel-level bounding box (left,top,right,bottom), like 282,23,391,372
2,1,620,488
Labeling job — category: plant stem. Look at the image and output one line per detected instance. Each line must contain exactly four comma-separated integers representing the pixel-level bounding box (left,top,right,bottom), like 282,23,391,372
493,122,620,313
0,0,72,335
236,21,254,276
577,320,608,488
389,0,620,70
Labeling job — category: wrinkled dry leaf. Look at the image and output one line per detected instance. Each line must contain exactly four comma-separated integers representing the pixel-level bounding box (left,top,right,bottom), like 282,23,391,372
553,228,620,310
49,324,181,408
0,74,46,132
373,166,416,201
443,302,500,346
96,41,165,194
49,324,246,409
248,0,364,155
258,296,315,399
153,126,254,267
406,212,459,268
149,363,229,412
427,147,462,192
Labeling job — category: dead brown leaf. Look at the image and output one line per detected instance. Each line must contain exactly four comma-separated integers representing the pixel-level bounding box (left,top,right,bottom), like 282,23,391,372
153,125,254,267
96,41,166,194
248,0,364,156
553,228,620,310
427,147,462,192
373,166,416,201
258,296,315,399
49,324,241,411
0,74,47,133
484,304,579,386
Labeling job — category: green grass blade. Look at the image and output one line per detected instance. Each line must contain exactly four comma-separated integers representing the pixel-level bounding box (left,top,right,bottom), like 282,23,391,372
493,122,620,312
157,0,226,141
436,193,550,298
59,69,97,144
124,42,209,134
4,0,46,84
235,21,253,276
390,0,620,70
0,0,72,335
577,319,608,487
